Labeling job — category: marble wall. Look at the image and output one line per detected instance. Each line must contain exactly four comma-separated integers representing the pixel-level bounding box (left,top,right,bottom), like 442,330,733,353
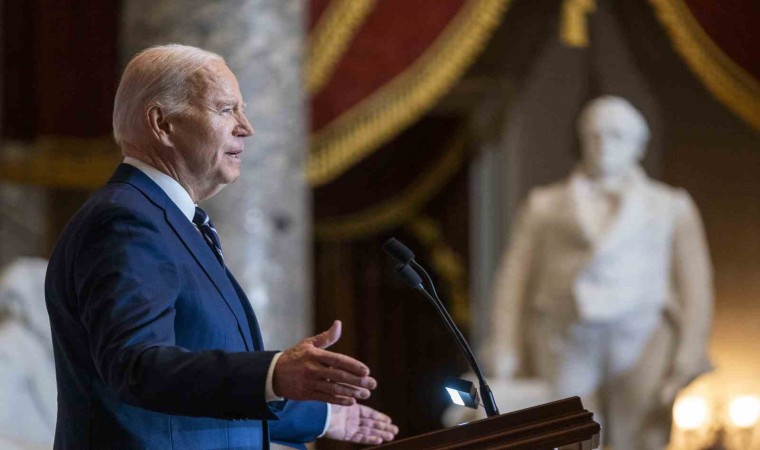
121,0,311,350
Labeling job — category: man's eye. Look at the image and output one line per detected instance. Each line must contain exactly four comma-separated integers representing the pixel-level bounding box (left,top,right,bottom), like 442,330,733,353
220,107,233,114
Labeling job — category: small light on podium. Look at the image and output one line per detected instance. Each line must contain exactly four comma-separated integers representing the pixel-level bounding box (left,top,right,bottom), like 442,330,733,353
445,376,481,410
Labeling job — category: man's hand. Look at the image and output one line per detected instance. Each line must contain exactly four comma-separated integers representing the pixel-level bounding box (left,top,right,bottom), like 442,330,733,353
273,320,377,406
325,403,399,445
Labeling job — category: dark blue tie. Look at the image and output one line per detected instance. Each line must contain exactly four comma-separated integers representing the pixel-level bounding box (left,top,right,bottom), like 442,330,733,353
193,207,224,265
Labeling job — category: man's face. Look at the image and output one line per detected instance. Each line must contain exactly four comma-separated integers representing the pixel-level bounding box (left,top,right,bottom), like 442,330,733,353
579,107,644,179
169,60,253,200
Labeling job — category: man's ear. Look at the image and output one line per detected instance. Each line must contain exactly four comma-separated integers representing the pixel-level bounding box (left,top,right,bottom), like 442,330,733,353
147,105,174,148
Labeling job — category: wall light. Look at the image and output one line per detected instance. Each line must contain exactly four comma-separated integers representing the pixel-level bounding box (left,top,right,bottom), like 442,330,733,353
728,395,760,429
674,396,710,431
672,392,760,449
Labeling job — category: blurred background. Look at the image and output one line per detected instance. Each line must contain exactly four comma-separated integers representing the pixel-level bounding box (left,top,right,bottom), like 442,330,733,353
0,0,758,449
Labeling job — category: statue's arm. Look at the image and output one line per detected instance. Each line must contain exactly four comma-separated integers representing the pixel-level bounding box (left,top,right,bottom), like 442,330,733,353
670,191,714,383
482,194,541,378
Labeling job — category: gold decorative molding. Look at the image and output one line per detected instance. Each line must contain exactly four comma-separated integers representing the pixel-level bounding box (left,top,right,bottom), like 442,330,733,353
649,0,760,131
0,136,120,188
307,0,511,187
314,134,466,241
306,0,377,94
405,214,470,328
560,0,596,48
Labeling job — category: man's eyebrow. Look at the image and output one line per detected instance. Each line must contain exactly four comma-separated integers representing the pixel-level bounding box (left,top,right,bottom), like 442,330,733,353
214,98,245,108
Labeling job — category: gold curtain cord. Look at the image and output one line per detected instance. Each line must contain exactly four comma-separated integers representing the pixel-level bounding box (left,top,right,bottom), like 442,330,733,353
306,0,378,95
405,214,471,329
314,134,467,241
307,0,511,187
649,0,760,131
0,136,120,188
560,0,596,48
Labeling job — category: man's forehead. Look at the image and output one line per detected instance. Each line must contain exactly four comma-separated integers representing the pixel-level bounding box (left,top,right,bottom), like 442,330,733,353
189,61,241,100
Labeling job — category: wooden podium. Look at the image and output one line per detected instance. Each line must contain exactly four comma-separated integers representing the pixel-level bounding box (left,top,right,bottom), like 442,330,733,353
374,397,600,449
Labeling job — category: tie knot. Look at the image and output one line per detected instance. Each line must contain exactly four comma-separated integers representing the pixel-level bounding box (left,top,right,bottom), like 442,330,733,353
193,207,210,227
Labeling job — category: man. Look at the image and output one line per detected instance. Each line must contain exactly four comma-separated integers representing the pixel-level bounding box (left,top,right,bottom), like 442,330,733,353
45,44,398,449
481,96,713,449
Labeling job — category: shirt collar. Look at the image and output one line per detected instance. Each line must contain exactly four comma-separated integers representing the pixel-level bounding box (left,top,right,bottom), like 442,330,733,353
571,165,645,194
123,156,196,222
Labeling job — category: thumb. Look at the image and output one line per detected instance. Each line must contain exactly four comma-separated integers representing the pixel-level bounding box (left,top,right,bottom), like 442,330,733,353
310,320,342,349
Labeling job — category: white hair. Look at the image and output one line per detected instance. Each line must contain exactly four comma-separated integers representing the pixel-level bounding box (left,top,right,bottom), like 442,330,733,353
577,96,650,144
112,44,225,146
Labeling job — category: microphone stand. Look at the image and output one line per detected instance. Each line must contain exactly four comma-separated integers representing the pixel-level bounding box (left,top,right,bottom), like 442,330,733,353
394,259,499,417
409,261,500,417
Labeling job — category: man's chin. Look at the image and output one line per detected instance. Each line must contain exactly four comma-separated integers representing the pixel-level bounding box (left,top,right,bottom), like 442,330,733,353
222,167,242,183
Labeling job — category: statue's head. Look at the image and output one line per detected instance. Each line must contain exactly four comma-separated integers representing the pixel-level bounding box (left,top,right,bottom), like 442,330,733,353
577,96,649,178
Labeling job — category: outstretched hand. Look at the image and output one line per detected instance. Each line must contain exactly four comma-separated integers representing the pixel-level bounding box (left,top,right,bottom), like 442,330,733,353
273,320,377,406
325,403,399,445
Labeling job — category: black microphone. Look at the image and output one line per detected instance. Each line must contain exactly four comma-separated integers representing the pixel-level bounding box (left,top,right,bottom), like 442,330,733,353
383,238,416,265
384,238,443,299
395,263,423,290
383,238,500,417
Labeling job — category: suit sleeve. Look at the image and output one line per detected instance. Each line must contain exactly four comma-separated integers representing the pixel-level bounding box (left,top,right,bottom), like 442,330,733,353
269,400,328,447
74,203,278,420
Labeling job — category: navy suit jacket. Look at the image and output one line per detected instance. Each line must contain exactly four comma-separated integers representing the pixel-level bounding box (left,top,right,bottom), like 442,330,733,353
45,164,327,449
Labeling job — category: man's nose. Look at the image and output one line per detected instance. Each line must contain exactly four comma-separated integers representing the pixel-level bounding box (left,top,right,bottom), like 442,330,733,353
235,113,254,137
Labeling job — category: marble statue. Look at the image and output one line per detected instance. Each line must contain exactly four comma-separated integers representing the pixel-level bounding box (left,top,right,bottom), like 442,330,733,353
0,258,56,447
480,96,713,449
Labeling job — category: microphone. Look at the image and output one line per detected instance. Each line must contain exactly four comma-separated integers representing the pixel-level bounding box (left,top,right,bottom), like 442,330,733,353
395,263,423,290
383,238,500,417
383,238,415,265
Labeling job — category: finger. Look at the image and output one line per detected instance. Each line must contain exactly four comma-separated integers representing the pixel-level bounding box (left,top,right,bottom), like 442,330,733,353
315,349,370,377
359,418,398,434
309,320,341,349
350,431,394,445
359,406,392,422
359,428,398,442
353,435,383,445
358,422,398,438
334,381,372,400
315,380,370,400
323,367,377,390
359,421,399,440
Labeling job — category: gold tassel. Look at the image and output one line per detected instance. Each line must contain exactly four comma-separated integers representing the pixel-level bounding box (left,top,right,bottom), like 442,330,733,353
560,0,596,48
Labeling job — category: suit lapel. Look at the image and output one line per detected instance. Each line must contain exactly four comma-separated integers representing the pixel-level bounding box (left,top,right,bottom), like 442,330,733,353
164,207,255,350
567,174,595,247
226,269,265,350
109,164,255,351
